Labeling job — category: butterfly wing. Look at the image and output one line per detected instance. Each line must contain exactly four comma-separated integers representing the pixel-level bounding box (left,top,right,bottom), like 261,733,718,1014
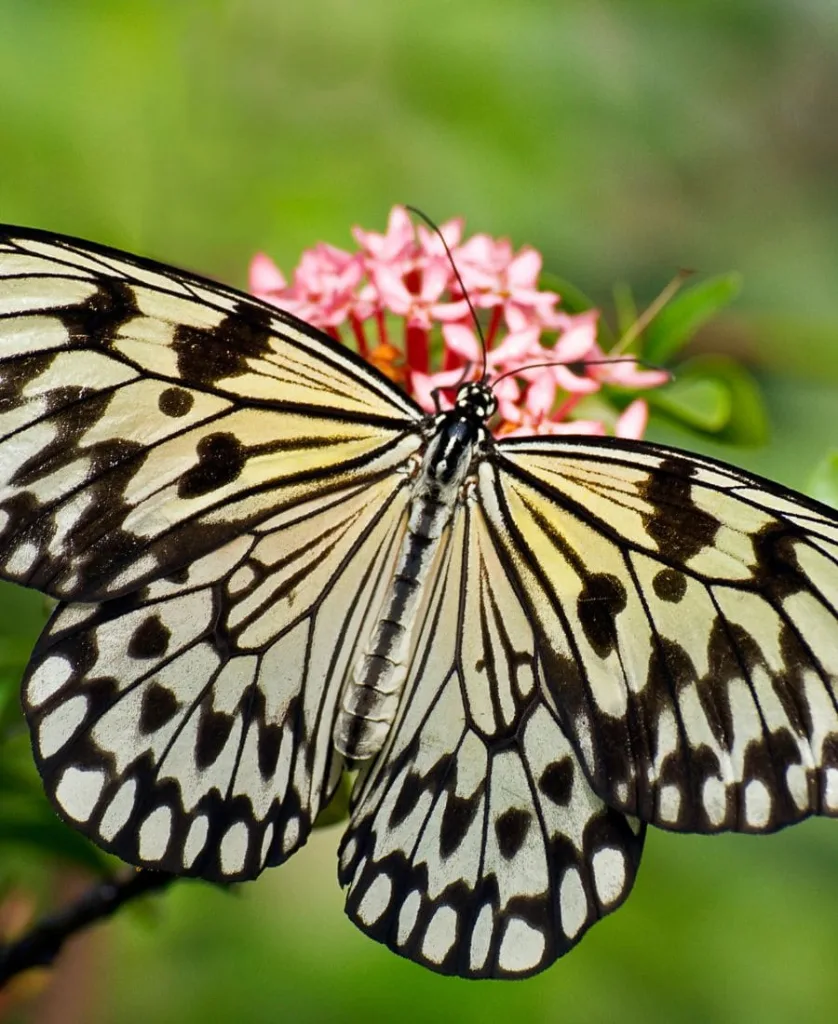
483,435,838,834
339,489,645,978
0,225,421,600
0,225,424,878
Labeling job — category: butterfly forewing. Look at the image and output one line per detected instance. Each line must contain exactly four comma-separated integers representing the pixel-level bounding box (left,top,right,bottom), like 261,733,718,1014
0,228,421,601
489,436,838,834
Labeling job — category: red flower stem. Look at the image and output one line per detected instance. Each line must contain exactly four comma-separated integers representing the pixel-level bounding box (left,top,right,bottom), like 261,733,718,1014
485,306,503,349
553,394,582,423
348,314,368,358
406,322,429,382
443,345,462,372
375,310,389,348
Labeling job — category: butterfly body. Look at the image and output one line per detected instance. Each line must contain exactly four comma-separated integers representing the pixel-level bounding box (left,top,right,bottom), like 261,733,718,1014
0,225,836,979
335,383,498,760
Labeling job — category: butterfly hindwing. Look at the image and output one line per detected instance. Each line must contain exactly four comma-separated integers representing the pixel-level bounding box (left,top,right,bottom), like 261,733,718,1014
340,493,644,978
23,470,413,879
487,436,838,834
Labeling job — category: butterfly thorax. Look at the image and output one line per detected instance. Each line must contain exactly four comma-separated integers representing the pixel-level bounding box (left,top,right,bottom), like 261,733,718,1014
332,385,494,761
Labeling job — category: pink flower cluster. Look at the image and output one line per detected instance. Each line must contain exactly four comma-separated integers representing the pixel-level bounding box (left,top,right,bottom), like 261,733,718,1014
249,206,668,438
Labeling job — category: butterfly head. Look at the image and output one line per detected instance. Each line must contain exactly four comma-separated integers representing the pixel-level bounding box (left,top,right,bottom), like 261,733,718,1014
454,380,497,423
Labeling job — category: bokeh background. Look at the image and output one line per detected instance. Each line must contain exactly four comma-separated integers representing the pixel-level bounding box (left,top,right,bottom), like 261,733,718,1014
1,2,838,1022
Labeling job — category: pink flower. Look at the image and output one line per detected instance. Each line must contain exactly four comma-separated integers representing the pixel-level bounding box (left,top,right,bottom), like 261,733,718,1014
352,206,416,265
455,235,562,331
249,206,669,439
616,399,650,439
250,244,363,329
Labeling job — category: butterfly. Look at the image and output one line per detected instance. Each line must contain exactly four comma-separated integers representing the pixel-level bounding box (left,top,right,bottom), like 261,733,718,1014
0,224,836,979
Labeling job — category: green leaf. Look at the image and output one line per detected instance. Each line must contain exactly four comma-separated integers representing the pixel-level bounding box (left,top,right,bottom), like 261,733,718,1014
539,272,597,315
647,354,768,445
809,451,838,508
540,273,617,347
648,376,732,432
643,272,743,363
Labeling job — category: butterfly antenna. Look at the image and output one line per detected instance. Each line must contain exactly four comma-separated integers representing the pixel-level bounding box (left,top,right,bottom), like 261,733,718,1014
406,206,488,382
610,268,694,357
490,356,672,388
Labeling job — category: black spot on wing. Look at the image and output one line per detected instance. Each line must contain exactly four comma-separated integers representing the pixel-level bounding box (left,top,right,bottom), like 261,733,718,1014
652,568,686,603
577,573,627,658
158,386,194,418
171,307,273,387
195,707,235,770
439,793,481,858
139,682,181,735
128,614,171,659
494,807,531,859
249,688,284,781
640,457,719,562
164,566,190,585
752,522,808,599
0,352,56,412
388,772,423,829
64,278,142,345
538,759,574,806
178,432,246,499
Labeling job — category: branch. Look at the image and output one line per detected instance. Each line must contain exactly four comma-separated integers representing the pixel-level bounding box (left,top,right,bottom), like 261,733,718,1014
0,868,176,987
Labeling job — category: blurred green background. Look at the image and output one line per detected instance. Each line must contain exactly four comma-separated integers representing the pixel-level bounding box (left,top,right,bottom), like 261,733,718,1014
1,2,838,1023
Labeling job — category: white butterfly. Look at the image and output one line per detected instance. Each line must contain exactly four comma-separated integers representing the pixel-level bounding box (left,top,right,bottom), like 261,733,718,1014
0,225,837,978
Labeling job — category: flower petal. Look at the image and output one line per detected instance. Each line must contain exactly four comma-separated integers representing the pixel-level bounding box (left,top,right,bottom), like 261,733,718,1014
616,398,649,439
249,253,287,294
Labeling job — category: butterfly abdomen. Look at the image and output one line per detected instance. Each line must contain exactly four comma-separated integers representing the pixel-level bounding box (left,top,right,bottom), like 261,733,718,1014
333,413,483,761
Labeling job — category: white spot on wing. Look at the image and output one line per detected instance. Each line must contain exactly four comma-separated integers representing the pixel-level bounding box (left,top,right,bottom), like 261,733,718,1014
498,917,546,974
824,768,838,811
26,655,73,708
744,778,772,828
340,836,357,872
0,275,98,315
220,821,250,875
592,847,627,906
183,815,209,868
37,694,89,758
260,823,275,865
785,764,809,811
55,766,105,822
282,816,300,854
99,778,138,841
228,564,256,595
658,784,681,823
357,873,393,927
422,904,458,965
397,890,421,946
702,776,727,826
559,866,587,940
5,541,39,576
469,903,494,973
139,806,173,862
